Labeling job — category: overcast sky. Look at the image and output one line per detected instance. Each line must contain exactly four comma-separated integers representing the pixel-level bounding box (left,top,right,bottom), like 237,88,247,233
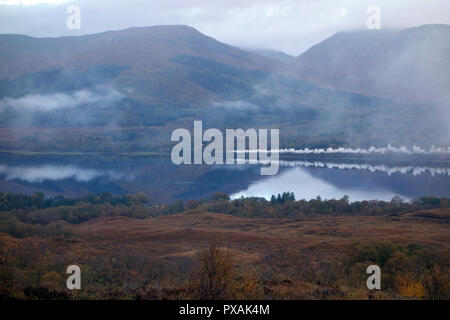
0,0,449,55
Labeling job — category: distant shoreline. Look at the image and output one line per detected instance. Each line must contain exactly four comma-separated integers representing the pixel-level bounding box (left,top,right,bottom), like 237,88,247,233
1,150,450,165
0,150,171,156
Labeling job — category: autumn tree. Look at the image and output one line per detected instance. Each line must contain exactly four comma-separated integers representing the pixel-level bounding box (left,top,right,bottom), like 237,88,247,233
423,266,449,300
395,273,425,299
0,235,16,298
191,240,235,300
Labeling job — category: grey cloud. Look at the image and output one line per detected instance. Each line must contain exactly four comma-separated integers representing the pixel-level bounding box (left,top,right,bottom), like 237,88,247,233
0,87,123,112
213,100,258,111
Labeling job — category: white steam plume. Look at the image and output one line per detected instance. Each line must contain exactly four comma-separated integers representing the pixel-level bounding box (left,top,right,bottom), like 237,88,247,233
279,144,450,155
237,144,450,155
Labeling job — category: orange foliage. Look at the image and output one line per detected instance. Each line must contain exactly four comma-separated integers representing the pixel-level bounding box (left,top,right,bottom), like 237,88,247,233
395,273,425,299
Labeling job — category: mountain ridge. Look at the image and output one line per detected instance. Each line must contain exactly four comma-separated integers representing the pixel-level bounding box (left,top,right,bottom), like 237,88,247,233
0,24,278,80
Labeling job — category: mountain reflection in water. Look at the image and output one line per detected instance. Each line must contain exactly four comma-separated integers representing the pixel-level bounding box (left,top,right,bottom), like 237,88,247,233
0,156,449,202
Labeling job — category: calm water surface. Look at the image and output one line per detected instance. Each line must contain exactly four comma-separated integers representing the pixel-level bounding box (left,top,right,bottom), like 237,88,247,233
0,155,449,202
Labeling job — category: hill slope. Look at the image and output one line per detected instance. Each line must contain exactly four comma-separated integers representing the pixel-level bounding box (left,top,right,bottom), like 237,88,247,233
0,24,448,150
0,25,279,105
292,24,450,103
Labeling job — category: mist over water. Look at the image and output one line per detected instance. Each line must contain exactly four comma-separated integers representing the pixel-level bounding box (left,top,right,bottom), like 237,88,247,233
0,164,129,183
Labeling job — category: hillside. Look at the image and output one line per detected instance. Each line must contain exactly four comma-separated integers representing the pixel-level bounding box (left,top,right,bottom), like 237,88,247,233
1,192,449,299
292,24,450,103
0,25,278,105
0,24,448,150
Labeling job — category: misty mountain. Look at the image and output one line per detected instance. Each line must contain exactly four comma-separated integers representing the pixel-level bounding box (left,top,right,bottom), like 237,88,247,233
0,24,448,151
292,24,450,103
0,25,379,129
0,25,279,106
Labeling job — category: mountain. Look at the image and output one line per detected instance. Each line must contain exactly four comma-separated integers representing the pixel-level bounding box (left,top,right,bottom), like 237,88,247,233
0,25,280,106
292,24,450,103
0,25,369,130
0,24,448,151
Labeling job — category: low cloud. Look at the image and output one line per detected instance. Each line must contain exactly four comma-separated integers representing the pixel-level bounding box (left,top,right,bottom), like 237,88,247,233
0,164,130,182
0,87,123,112
213,100,258,111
